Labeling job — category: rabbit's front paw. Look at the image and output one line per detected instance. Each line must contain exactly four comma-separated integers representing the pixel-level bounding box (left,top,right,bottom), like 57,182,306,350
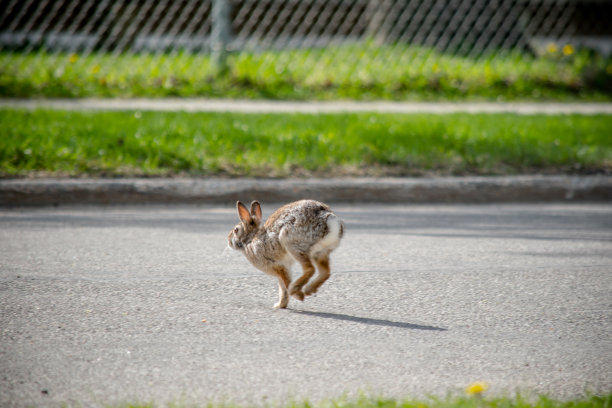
273,301,288,309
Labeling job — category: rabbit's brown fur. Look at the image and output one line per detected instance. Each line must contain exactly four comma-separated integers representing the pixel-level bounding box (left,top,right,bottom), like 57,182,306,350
228,200,344,308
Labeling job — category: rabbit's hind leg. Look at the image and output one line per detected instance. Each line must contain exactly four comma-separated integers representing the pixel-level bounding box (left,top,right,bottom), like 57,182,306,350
271,265,291,309
288,255,315,301
304,254,330,296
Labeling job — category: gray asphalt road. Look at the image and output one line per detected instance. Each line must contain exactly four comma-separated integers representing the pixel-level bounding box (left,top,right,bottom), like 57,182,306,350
1,203,611,407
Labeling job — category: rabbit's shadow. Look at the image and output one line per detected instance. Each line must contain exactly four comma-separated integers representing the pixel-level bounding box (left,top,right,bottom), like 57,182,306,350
289,309,447,331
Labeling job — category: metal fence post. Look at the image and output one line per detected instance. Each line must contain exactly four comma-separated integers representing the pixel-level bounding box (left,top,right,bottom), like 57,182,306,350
366,0,393,44
211,0,231,72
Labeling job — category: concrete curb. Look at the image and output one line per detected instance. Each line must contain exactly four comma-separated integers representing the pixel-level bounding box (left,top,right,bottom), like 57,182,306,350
1,176,611,206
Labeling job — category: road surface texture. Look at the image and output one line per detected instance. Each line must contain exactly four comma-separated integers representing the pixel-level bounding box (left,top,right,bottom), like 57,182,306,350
1,203,611,407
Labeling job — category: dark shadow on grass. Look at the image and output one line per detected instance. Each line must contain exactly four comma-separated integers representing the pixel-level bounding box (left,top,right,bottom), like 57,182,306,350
290,309,447,331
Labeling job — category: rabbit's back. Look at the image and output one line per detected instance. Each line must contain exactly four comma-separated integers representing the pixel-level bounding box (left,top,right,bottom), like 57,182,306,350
266,200,343,256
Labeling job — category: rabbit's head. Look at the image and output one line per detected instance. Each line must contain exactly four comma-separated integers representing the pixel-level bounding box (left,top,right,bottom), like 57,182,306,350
228,200,262,250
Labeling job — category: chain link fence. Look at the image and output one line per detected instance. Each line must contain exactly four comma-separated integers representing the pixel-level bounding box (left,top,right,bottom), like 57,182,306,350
1,0,611,99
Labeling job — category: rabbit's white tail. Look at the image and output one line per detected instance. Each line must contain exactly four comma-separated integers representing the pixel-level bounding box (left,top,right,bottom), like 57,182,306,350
310,214,343,257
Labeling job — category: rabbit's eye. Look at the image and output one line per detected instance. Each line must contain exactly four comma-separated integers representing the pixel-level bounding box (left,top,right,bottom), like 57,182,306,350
234,227,240,234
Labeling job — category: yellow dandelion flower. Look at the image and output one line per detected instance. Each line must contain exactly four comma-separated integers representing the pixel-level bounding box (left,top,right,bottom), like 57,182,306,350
68,53,78,63
91,64,101,74
562,44,574,56
546,43,558,54
466,381,489,395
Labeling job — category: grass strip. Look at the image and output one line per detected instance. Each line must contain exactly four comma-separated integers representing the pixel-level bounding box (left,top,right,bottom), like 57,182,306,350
1,109,611,177
1,44,611,100
117,394,612,408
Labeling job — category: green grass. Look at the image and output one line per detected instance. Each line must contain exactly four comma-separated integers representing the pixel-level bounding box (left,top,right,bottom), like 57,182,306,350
307,394,612,408
1,43,611,100
115,394,612,408
1,109,611,178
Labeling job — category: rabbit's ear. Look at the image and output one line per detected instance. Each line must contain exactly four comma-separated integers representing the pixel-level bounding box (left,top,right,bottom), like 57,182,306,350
250,201,262,221
237,201,251,223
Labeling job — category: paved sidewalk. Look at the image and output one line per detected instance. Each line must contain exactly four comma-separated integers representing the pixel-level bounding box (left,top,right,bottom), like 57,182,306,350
1,175,611,206
2,98,612,114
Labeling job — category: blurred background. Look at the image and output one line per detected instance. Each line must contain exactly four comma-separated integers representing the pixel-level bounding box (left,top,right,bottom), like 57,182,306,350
1,0,611,100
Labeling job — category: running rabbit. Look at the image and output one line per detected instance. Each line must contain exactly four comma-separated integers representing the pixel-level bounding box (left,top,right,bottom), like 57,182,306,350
228,199,344,308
